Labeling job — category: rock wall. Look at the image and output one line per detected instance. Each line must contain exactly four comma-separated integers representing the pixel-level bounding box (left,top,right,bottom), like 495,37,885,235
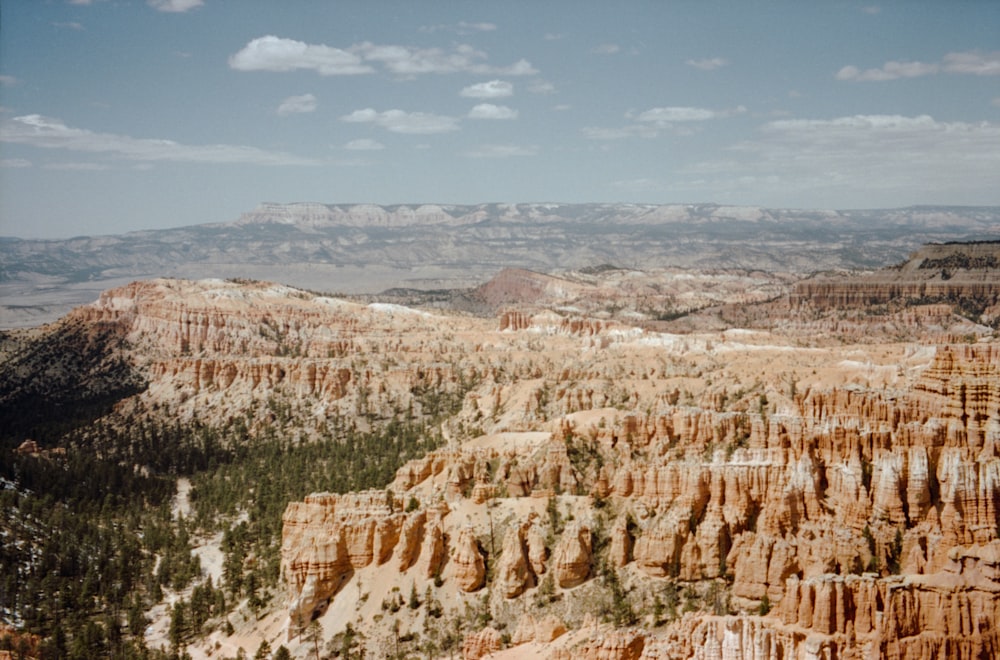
279,340,999,657
280,491,449,631
792,243,1000,311
30,275,999,658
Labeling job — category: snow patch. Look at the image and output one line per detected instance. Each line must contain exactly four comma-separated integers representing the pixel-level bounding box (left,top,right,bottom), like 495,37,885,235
368,303,431,317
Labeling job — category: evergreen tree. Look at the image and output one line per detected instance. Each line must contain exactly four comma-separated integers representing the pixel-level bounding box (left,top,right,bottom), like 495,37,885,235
253,639,272,659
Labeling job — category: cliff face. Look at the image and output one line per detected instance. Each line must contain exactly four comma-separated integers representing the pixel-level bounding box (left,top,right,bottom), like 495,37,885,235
280,492,449,631
280,332,1000,657
9,274,998,659
792,243,1000,323
83,278,994,657
64,278,486,429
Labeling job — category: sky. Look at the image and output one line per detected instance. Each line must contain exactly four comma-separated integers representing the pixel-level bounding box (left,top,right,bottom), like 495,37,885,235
0,1,998,239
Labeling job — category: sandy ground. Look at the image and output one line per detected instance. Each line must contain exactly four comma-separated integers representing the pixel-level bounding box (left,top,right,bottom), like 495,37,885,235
145,478,249,658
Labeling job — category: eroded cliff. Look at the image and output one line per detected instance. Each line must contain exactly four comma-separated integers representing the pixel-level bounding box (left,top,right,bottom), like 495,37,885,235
7,273,997,659
278,316,1000,658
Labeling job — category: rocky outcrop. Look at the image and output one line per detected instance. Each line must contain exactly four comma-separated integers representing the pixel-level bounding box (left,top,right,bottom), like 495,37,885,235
551,629,645,660
771,541,1000,657
475,268,575,308
511,614,567,645
11,244,1000,660
60,279,483,432
69,275,996,658
449,526,487,592
274,333,1000,654
496,522,536,598
281,494,357,629
280,492,430,629
498,310,533,332
635,542,1000,659
644,615,810,660
792,242,1000,311
608,517,633,568
526,523,548,577
419,521,446,579
553,521,593,588
385,511,417,568
462,626,502,660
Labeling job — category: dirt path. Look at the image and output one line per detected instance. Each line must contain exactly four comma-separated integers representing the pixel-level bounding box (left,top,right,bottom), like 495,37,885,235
173,477,192,520
146,477,237,656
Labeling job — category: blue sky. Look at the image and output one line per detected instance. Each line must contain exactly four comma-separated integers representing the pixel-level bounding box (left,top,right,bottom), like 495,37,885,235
1,0,998,238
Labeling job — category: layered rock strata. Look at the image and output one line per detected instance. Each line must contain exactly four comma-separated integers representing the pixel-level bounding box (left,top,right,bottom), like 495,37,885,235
792,242,1000,316
281,340,999,657
13,275,998,658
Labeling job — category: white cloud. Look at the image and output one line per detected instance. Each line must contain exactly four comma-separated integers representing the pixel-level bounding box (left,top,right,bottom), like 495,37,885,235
68,0,94,4
340,108,460,134
862,5,881,14
637,106,719,123
553,104,571,112
0,158,31,168
837,51,1000,81
342,109,379,123
0,114,320,165
420,21,496,34
943,51,1000,76
686,57,728,71
682,114,1000,204
53,21,85,30
635,105,745,125
586,105,744,140
464,144,538,158
460,80,513,99
494,59,537,76
0,75,19,86
764,114,943,132
581,125,658,140
343,138,385,151
229,36,373,75
230,37,537,78
992,98,1000,109
468,104,518,120
355,42,537,76
148,0,203,12
527,80,556,94
44,162,110,171
835,61,938,81
593,44,620,55
277,93,317,116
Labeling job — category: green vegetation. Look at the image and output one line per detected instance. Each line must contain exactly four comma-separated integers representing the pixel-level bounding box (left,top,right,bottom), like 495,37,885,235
0,346,469,659
0,452,185,659
919,251,998,271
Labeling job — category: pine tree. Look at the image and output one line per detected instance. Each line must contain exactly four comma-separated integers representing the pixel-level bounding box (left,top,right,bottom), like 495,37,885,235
253,640,272,660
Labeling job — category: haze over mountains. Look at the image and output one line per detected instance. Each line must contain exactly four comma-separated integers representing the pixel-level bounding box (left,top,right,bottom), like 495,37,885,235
2,202,999,328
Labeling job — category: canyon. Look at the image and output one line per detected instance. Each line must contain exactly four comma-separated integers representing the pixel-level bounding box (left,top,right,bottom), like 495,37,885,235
1,241,999,659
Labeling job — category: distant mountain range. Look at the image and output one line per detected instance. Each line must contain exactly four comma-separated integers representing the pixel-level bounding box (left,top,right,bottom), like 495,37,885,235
2,202,998,328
